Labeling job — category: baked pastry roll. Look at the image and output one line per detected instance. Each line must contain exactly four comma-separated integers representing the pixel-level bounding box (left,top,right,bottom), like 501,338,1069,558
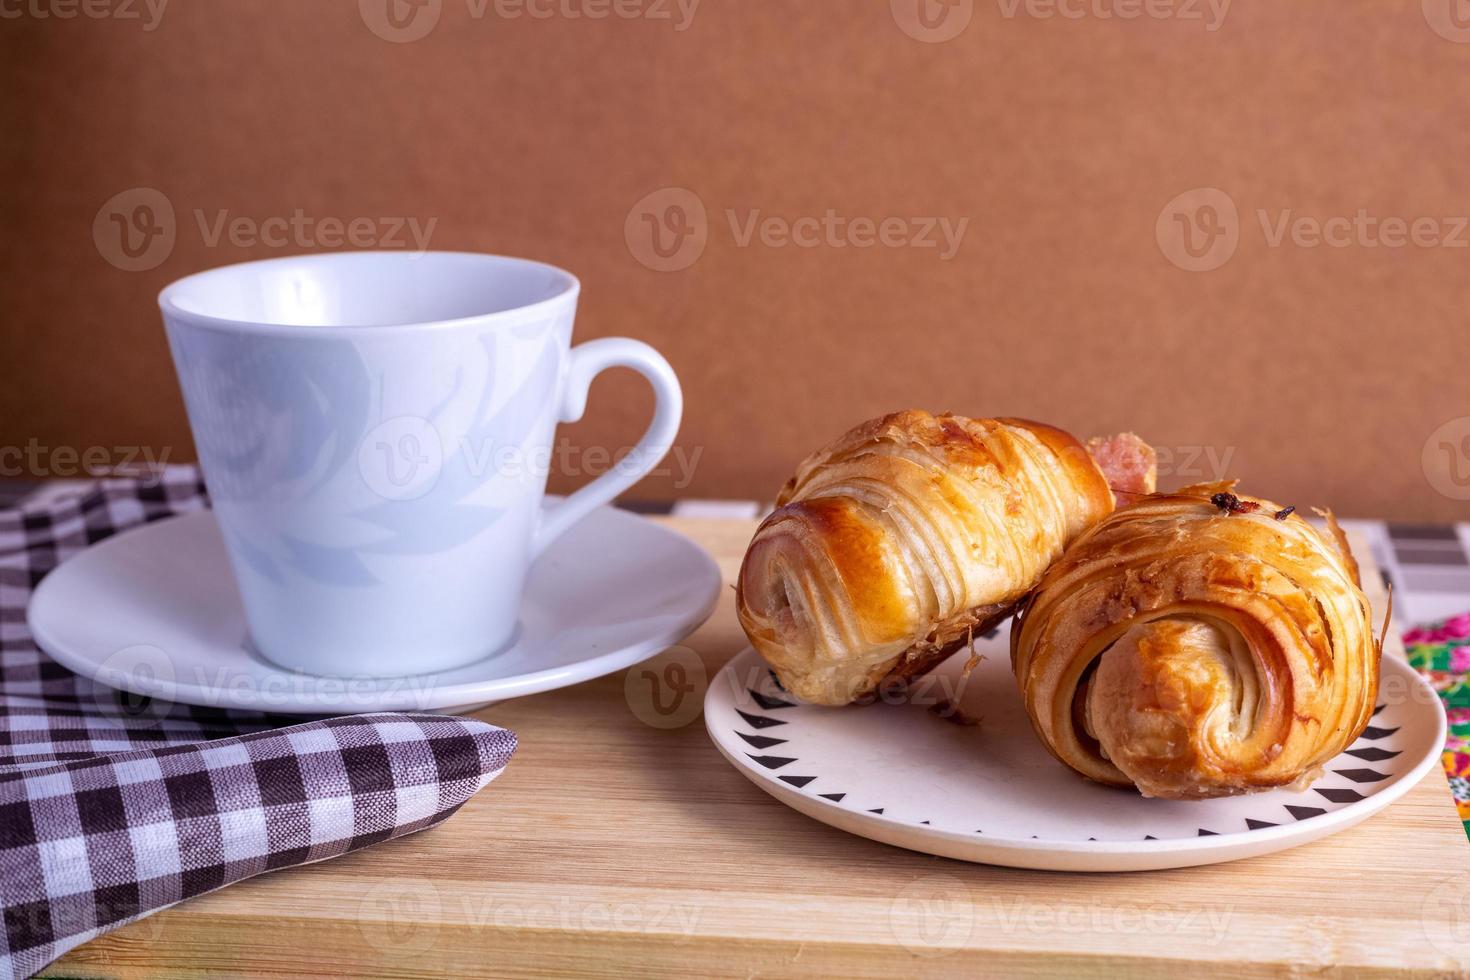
1011,482,1383,799
735,411,1155,705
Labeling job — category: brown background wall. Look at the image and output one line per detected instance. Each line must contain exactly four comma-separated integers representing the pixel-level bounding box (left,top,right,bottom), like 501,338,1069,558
3,0,1470,520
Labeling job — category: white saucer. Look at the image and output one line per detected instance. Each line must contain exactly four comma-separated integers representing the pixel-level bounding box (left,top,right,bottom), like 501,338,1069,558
29,507,721,715
705,628,1446,872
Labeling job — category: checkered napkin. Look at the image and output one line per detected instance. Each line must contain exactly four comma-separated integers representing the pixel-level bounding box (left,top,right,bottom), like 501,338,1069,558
0,471,518,979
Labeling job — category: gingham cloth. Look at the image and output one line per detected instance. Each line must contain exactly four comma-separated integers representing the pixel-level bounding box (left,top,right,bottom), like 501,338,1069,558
0,472,518,979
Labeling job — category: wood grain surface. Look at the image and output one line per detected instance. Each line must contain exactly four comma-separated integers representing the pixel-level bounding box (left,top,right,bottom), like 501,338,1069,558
45,522,1470,979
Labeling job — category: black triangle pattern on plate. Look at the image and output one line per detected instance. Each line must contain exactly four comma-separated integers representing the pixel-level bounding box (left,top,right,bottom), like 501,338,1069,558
735,709,786,730
1332,768,1390,784
726,660,1398,857
1286,805,1326,820
735,732,787,749
748,689,797,710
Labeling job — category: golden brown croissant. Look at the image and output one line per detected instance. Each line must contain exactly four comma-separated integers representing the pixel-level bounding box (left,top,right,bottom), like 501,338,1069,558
735,411,1156,705
1011,482,1383,799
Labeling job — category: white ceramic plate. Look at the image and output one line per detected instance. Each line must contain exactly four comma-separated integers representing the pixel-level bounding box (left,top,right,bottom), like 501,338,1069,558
29,506,721,714
705,626,1446,872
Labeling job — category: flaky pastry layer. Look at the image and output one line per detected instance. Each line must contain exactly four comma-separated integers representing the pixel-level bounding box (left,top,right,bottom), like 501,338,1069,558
736,411,1149,705
1010,482,1382,799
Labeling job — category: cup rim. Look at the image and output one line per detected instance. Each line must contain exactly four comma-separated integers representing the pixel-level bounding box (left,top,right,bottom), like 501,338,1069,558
157,250,581,338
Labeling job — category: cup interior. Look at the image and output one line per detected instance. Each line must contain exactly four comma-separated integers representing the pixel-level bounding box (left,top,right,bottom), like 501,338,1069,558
159,251,578,330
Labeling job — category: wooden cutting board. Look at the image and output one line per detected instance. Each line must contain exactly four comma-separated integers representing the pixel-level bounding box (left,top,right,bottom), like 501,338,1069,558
46,523,1470,979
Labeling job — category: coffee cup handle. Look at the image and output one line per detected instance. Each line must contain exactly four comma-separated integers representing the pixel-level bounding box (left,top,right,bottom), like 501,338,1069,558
532,337,683,559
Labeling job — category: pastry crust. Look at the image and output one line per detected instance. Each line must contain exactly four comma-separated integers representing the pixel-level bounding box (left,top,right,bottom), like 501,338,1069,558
736,411,1152,705
1010,481,1382,799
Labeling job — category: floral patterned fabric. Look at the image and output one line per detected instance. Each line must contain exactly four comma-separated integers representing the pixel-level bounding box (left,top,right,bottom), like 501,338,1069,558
1404,612,1470,839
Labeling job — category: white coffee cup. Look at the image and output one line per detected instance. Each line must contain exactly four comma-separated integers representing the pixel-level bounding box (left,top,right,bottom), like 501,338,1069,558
158,251,681,678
